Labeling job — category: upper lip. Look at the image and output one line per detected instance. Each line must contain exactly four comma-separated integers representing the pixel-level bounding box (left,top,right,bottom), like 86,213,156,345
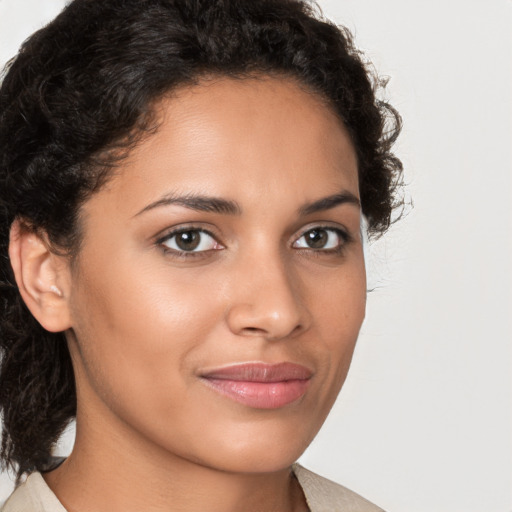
199,362,313,382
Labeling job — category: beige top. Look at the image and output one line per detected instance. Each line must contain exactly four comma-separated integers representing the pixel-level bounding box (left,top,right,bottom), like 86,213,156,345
1,463,384,512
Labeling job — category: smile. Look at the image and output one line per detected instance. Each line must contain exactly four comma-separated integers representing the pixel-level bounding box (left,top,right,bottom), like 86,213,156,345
199,362,312,409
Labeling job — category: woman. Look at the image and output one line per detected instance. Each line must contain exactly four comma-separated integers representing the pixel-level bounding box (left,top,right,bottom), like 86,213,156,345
0,0,402,510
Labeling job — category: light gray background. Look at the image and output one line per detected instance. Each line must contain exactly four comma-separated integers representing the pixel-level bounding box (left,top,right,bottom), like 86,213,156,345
1,1,511,511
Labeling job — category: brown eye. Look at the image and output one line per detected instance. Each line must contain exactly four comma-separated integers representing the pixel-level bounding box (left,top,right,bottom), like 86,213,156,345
293,227,347,250
175,231,201,251
160,229,220,253
304,229,328,249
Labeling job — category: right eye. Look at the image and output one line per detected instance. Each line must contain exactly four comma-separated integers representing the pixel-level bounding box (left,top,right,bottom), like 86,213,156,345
158,228,223,254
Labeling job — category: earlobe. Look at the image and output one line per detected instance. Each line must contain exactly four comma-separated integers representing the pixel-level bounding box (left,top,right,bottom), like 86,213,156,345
8,219,72,333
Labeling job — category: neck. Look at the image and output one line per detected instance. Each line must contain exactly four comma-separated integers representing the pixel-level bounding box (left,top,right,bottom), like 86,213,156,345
43,409,308,512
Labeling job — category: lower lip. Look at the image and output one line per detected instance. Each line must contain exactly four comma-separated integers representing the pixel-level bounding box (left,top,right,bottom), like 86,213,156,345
201,378,310,409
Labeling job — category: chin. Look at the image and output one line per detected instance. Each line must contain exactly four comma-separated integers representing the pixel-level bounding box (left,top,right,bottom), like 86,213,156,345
205,447,305,475
187,418,319,475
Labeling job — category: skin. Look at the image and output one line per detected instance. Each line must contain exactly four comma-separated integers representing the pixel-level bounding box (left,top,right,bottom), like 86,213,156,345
12,76,366,512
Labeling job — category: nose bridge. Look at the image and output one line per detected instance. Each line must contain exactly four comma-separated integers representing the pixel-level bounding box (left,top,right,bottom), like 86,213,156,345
225,244,309,339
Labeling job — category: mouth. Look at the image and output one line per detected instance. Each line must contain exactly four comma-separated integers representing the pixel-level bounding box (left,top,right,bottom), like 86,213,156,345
199,362,313,409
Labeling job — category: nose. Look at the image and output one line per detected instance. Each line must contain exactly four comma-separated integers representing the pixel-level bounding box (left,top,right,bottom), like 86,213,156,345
225,252,311,340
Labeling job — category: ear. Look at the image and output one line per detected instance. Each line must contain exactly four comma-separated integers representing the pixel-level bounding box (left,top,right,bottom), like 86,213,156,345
8,219,72,333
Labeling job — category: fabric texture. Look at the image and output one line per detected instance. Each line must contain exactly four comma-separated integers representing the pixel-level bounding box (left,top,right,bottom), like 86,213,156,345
292,464,384,512
0,472,66,512
1,463,384,512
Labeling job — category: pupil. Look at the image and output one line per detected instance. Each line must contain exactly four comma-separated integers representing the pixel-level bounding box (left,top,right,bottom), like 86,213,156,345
306,229,327,248
176,231,200,251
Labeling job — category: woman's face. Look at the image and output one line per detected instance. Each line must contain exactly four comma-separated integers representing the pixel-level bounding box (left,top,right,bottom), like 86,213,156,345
65,76,366,473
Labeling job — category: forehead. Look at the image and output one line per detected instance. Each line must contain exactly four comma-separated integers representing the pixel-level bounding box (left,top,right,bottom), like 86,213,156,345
90,76,359,215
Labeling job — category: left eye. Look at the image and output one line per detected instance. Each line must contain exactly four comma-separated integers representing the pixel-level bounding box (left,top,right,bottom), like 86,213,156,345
293,227,346,250
160,229,220,252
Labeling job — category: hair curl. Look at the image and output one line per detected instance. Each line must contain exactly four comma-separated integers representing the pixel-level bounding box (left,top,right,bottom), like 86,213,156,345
0,0,403,480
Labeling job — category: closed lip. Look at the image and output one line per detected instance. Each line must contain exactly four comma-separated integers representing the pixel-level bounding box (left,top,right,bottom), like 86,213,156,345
198,362,313,409
198,362,313,382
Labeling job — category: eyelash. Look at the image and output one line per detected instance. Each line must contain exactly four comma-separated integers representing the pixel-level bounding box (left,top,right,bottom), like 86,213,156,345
156,225,351,259
156,227,222,259
293,225,351,256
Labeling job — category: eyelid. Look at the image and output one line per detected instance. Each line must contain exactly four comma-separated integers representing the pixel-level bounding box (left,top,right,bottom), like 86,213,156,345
155,225,225,255
154,222,220,242
292,224,352,250
154,222,352,258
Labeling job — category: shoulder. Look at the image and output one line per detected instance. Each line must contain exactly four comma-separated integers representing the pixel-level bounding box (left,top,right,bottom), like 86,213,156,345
292,464,385,512
1,465,384,512
1,472,67,512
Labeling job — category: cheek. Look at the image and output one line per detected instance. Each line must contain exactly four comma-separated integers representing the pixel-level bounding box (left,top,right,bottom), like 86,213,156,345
67,253,222,414
311,252,366,335
308,258,366,389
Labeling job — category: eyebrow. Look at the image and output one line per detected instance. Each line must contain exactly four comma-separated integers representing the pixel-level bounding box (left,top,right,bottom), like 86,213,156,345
134,190,360,218
134,193,242,217
298,191,361,215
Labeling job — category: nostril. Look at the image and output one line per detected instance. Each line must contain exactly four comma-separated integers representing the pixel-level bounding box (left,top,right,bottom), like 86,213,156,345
242,327,265,335
240,324,303,339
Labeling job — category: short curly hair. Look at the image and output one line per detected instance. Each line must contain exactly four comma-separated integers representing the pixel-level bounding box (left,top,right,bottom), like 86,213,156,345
0,0,402,480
